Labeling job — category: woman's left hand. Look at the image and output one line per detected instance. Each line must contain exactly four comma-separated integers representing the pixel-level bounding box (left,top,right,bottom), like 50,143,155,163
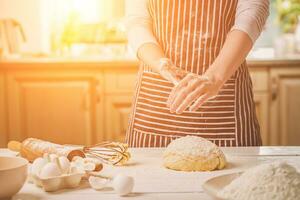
167,73,223,114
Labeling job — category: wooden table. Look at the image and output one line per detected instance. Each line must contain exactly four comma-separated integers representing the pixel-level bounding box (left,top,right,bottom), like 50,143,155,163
1,147,300,200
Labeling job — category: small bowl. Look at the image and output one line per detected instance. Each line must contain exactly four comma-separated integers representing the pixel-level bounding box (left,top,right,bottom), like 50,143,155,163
0,156,28,199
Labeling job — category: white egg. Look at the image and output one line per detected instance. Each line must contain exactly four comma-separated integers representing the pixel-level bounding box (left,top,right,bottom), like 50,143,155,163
84,162,96,172
49,154,58,163
88,176,109,190
31,157,48,176
39,162,62,179
70,162,85,174
112,174,134,196
83,157,99,164
69,165,82,174
83,158,102,171
70,161,77,169
55,156,70,174
73,156,84,164
43,153,50,162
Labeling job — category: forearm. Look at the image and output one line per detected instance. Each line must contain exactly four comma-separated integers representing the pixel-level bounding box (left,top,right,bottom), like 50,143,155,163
205,0,269,84
204,30,253,85
126,0,165,73
136,43,166,73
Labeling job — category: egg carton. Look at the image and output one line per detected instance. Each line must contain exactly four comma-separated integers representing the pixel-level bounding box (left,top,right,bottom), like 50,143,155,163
27,153,104,192
29,172,85,192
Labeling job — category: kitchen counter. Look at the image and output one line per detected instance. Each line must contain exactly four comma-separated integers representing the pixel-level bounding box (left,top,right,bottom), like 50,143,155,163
247,58,300,68
1,147,300,200
0,56,299,70
0,57,139,70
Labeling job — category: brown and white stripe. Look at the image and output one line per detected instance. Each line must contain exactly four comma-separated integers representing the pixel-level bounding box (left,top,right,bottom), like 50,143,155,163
126,0,261,147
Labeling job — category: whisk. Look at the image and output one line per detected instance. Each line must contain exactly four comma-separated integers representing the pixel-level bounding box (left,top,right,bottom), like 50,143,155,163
69,142,131,165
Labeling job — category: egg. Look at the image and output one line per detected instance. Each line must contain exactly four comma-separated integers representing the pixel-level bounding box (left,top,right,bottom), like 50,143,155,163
69,165,82,174
49,154,58,163
88,176,109,190
83,158,103,172
72,156,85,165
43,153,58,162
70,162,85,174
39,162,62,179
71,156,100,172
54,156,70,174
83,162,96,172
43,153,50,162
112,174,134,196
31,157,48,176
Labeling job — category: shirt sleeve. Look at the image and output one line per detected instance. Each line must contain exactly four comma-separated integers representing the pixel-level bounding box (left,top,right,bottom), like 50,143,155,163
125,0,159,55
231,0,270,43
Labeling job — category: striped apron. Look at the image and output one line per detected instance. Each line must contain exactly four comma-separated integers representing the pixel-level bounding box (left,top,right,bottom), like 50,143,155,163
126,0,262,147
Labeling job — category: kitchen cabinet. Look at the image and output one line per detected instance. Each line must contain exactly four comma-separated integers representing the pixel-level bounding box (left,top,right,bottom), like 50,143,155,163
104,70,137,95
253,93,269,145
6,70,104,145
270,68,300,145
1,59,300,147
249,67,269,145
0,61,139,147
0,72,7,147
103,70,137,142
104,95,133,142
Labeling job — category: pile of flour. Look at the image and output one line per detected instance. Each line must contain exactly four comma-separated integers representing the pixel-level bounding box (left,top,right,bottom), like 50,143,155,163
218,162,300,200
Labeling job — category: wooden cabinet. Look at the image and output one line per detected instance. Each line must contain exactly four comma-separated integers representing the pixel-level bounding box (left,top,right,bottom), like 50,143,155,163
104,95,133,142
6,70,104,145
103,70,137,142
0,62,138,147
0,72,7,147
249,68,270,145
270,68,300,145
253,93,269,145
1,60,300,147
104,70,137,95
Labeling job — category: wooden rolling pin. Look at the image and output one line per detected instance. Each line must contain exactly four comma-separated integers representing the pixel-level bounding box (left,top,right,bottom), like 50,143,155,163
7,138,86,162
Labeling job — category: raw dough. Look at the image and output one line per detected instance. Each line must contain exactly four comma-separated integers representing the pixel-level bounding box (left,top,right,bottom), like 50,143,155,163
163,136,226,171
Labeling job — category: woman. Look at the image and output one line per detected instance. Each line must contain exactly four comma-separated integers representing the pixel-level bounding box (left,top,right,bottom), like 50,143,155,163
125,0,269,147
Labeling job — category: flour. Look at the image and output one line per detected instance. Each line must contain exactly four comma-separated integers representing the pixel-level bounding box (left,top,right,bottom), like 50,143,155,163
164,136,221,158
218,162,300,200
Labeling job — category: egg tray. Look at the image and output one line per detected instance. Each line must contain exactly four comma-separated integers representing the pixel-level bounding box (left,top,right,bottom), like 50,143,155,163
29,172,86,192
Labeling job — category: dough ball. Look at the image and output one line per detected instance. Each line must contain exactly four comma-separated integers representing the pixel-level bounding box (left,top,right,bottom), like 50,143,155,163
163,136,226,171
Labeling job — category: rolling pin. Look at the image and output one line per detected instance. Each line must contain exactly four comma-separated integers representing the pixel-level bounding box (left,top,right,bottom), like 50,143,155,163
7,138,86,163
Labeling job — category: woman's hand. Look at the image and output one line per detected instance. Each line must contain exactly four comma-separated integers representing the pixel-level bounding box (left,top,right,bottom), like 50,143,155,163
167,73,223,114
160,64,187,85
156,58,188,85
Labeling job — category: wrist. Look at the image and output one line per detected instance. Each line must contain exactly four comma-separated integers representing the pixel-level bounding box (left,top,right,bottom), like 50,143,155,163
154,58,187,85
155,58,173,72
204,70,225,88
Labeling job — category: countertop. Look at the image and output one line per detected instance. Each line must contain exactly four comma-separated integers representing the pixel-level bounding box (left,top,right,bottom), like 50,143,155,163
0,55,299,70
0,57,140,70
1,147,300,200
247,58,300,67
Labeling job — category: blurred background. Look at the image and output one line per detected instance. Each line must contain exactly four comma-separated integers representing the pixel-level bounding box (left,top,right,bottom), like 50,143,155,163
0,0,299,147
0,0,128,58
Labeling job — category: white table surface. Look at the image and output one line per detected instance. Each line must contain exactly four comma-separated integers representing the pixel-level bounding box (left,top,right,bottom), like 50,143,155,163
1,147,300,200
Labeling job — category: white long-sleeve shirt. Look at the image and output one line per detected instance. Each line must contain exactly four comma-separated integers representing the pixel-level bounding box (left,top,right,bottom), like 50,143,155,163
126,0,270,54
